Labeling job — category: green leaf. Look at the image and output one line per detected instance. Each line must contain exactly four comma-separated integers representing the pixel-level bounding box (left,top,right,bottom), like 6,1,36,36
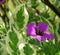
36,50,45,55
28,39,40,47
49,10,56,19
9,29,18,45
28,9,40,23
16,5,25,30
54,0,59,6
40,11,50,18
23,44,34,55
57,42,60,51
31,0,37,8
55,51,60,55
42,42,57,55
9,41,18,52
36,3,46,13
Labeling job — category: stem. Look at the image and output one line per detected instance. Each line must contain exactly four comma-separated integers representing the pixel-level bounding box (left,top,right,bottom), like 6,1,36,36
41,0,60,17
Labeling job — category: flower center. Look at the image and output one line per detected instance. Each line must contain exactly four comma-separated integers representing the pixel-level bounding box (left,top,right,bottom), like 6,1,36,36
36,28,44,36
0,0,2,2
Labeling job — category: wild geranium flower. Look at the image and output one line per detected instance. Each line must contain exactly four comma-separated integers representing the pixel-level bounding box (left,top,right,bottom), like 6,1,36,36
0,0,4,4
27,22,54,41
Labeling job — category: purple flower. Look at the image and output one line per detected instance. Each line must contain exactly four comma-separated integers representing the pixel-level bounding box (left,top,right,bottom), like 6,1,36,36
27,22,54,41
0,0,4,4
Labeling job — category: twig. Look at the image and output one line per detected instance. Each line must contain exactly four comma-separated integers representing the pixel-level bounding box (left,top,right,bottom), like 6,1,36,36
41,0,60,17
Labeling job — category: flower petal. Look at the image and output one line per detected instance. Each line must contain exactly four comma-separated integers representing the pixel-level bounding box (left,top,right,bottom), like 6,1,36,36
27,23,36,36
0,0,4,4
38,22,49,32
36,35,46,41
43,32,54,40
36,35,43,41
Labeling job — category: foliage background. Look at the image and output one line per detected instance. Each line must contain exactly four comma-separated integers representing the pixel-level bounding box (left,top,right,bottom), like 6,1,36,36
0,0,60,55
